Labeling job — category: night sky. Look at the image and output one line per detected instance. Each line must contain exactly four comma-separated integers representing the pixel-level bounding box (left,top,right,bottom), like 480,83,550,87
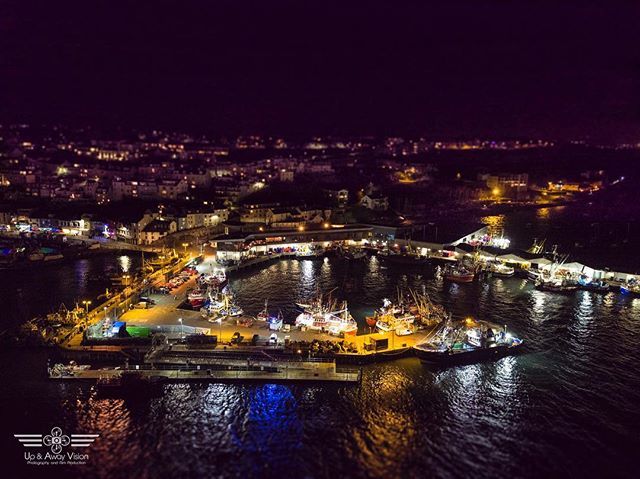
1,1,638,140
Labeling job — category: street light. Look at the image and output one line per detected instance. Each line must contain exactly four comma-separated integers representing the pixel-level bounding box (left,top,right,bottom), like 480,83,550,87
82,300,92,314
182,243,189,255
217,317,222,343
178,317,184,338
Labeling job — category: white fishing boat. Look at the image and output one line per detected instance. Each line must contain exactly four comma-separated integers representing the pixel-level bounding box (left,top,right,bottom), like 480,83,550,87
488,262,515,278
295,300,357,336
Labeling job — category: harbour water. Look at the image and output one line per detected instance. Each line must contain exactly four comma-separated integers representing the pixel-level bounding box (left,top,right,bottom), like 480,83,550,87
1,210,640,478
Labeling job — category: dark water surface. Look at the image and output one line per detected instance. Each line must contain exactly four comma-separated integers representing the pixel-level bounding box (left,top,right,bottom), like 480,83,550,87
1,225,640,478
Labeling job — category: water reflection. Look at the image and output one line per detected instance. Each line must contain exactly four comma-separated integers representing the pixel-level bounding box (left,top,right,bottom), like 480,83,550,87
571,291,594,342
481,214,505,237
118,255,131,273
530,290,550,324
235,384,303,461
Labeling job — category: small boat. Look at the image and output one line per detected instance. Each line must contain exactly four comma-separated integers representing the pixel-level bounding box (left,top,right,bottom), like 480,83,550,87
413,318,523,365
256,300,270,321
488,262,515,278
577,275,610,293
227,305,244,317
28,253,44,261
444,265,475,283
620,280,640,296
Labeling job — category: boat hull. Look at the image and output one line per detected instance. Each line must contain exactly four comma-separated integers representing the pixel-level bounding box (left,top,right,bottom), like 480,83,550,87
414,343,522,365
535,284,577,293
491,271,514,278
620,286,640,296
444,274,474,283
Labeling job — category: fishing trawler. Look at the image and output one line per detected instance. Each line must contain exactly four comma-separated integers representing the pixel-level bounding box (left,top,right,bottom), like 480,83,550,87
370,298,416,333
413,317,523,365
295,297,358,336
535,277,578,293
406,289,449,326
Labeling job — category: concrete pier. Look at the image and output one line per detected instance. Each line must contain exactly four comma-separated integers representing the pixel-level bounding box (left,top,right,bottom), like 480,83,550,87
50,361,360,383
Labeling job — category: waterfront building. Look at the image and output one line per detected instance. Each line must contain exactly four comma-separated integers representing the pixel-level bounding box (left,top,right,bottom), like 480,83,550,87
212,224,373,262
138,219,177,245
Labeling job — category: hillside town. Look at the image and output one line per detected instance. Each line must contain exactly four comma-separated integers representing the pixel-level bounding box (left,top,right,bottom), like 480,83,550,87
0,125,614,250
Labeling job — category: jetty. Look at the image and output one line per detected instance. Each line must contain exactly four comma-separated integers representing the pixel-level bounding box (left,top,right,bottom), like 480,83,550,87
49,359,360,383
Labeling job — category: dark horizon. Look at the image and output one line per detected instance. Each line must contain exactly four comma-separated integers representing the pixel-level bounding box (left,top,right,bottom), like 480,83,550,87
1,1,639,141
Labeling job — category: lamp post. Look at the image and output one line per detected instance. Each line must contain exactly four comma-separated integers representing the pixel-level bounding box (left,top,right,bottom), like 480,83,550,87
182,243,189,256
178,317,184,338
82,300,92,315
217,317,222,343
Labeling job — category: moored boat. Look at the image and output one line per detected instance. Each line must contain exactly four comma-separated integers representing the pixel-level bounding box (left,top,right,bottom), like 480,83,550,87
577,275,610,293
256,300,270,321
488,262,515,278
413,318,523,365
620,280,640,296
444,265,475,283
535,278,578,293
